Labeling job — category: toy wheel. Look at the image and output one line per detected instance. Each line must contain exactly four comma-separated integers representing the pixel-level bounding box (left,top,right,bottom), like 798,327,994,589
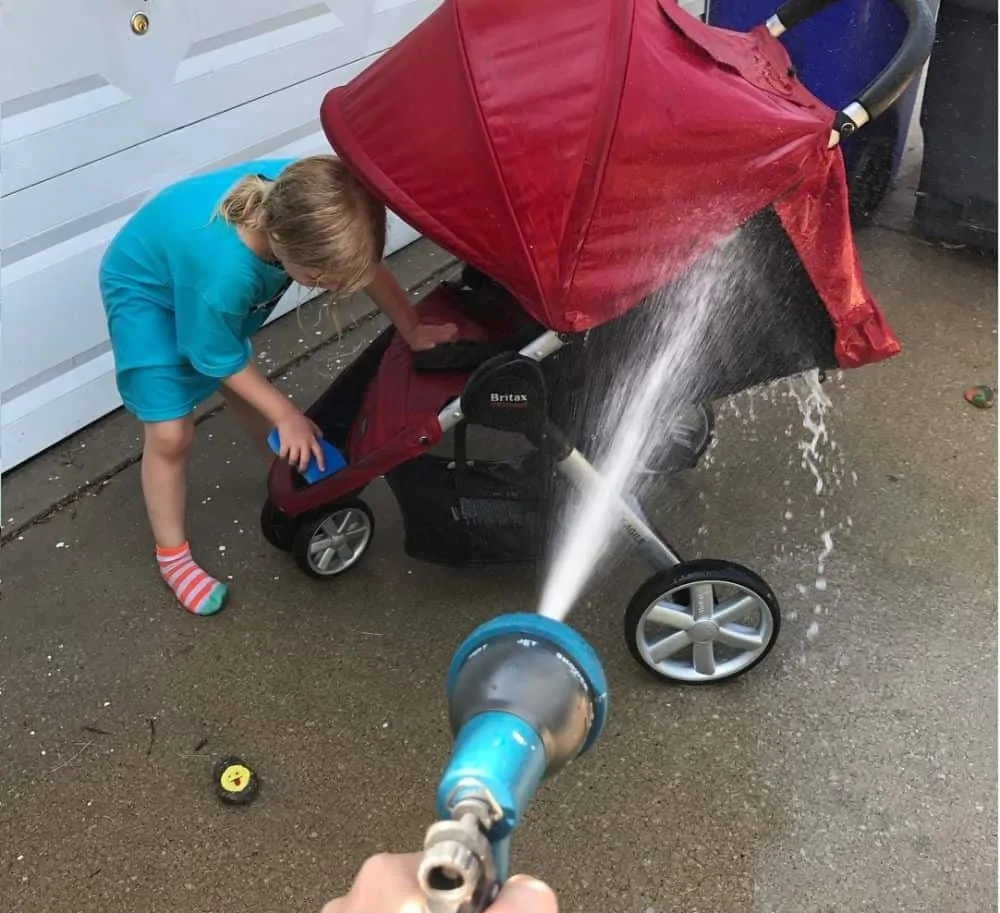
624,559,780,684
293,501,375,579
260,501,297,551
640,401,715,475
213,756,260,805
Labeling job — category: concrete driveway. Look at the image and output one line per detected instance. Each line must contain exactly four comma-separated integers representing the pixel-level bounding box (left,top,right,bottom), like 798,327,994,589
1,215,996,911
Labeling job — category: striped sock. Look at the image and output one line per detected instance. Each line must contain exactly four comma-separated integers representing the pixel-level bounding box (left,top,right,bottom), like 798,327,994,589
156,542,227,616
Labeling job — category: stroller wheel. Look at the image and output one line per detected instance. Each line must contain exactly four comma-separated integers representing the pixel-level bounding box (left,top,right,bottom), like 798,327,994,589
260,501,297,552
624,559,780,684
293,501,375,580
846,128,896,227
639,401,715,475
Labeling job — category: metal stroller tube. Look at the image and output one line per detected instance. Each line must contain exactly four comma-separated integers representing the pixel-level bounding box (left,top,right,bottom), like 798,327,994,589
763,0,936,145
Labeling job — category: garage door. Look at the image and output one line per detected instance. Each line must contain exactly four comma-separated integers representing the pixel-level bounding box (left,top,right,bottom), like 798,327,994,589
1,0,439,474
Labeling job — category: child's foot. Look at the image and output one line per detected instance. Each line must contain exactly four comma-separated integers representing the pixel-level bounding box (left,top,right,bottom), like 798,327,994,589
156,542,227,616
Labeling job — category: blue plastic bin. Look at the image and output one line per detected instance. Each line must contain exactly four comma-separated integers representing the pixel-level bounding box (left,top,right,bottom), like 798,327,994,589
704,0,930,223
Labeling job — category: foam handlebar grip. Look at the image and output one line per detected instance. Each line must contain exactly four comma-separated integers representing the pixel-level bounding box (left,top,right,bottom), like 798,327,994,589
267,428,347,484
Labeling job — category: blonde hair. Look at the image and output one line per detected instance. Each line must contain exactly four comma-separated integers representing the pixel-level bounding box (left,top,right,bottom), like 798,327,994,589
216,155,387,295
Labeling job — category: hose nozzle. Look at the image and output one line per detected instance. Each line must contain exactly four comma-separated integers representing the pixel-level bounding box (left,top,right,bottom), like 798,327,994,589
419,614,609,913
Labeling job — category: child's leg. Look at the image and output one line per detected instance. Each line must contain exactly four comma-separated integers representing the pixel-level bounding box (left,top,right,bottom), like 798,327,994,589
142,417,227,616
142,417,194,548
220,386,275,463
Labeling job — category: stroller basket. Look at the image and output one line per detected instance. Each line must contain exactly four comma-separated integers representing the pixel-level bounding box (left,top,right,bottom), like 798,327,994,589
385,440,548,567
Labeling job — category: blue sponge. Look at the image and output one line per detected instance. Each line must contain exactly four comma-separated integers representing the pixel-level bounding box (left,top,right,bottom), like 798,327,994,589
267,428,347,484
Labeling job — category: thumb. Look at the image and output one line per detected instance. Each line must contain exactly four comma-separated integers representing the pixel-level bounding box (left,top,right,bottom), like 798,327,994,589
490,875,559,913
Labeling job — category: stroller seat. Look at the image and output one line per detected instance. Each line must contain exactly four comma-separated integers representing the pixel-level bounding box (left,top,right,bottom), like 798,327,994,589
270,279,545,517
410,273,543,375
346,281,538,463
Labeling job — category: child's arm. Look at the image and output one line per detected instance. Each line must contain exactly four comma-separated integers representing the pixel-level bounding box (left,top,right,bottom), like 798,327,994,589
176,286,324,473
222,363,325,473
363,262,459,351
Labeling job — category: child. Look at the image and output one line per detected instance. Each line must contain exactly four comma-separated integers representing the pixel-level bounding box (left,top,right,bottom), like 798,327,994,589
99,155,458,617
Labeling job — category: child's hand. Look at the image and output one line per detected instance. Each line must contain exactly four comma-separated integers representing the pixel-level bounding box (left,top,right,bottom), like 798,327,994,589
403,322,459,352
275,411,325,474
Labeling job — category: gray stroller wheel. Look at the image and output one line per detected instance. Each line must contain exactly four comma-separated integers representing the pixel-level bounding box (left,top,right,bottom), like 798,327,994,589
625,559,780,684
293,501,375,580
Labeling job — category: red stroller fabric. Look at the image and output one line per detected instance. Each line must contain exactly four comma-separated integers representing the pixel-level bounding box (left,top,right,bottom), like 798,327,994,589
321,0,900,368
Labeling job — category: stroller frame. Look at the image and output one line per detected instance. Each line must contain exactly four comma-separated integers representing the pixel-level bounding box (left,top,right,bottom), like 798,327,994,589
262,269,781,686
427,317,782,685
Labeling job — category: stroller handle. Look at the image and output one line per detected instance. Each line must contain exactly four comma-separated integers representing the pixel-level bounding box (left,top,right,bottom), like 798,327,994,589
764,0,936,146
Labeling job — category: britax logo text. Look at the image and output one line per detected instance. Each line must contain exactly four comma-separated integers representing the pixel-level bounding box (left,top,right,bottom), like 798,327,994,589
490,393,528,404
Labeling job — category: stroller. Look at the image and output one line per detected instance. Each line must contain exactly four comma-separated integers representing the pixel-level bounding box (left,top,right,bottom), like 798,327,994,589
260,0,933,683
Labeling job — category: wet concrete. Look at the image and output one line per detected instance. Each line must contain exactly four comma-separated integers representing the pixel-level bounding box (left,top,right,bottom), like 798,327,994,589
1,225,996,913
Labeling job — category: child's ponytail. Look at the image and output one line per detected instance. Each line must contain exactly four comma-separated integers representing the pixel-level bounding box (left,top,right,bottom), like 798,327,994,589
214,156,386,295
216,174,271,232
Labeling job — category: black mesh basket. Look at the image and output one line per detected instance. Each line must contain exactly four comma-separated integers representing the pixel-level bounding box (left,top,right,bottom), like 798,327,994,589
384,433,549,567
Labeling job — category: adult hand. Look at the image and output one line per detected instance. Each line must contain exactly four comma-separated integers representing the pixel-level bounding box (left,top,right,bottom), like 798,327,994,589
320,852,558,913
404,321,460,352
274,409,324,474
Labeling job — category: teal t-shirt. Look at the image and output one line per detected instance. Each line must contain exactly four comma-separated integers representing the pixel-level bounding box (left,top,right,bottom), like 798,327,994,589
99,159,294,380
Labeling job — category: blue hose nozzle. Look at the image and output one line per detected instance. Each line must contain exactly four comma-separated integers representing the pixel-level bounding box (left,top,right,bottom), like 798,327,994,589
419,614,609,913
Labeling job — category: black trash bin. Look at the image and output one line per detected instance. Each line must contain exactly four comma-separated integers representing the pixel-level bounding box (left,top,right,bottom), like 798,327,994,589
916,0,998,251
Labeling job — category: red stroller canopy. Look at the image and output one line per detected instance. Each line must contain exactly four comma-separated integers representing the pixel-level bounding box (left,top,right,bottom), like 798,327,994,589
321,0,900,368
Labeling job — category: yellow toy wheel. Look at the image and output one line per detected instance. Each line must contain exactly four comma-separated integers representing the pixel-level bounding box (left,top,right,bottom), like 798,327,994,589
213,756,260,805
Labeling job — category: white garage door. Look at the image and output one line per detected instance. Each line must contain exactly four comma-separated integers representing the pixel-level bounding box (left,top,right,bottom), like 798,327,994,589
1,0,440,474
